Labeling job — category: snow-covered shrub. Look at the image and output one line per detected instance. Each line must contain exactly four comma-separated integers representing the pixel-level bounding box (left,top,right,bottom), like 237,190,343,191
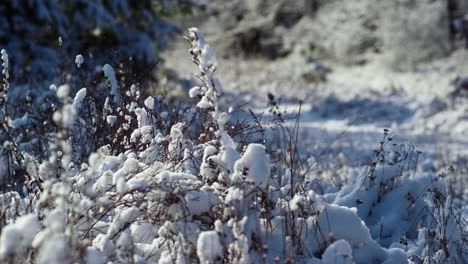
327,131,467,263
0,28,466,264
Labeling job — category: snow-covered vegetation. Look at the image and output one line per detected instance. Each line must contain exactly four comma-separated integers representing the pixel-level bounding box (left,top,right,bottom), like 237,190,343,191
0,27,466,264
1,1,467,263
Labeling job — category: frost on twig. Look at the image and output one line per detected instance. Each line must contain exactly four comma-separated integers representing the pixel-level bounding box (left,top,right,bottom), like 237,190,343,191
185,28,235,149
1,49,9,106
186,28,219,111
103,64,121,105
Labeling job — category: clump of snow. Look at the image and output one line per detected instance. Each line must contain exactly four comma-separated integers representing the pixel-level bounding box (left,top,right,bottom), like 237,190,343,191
382,248,408,264
1,49,9,79
197,231,223,263
73,88,87,112
0,214,41,259
107,208,140,239
36,233,71,264
134,107,151,128
290,194,305,211
196,95,214,109
106,115,117,125
53,101,76,128
322,240,354,264
185,190,220,215
92,234,114,257
187,28,217,72
57,84,70,99
75,54,84,68
314,204,389,263
232,144,270,187
130,222,157,244
93,170,113,193
103,64,120,104
200,145,219,181
189,86,207,98
0,158,6,184
86,248,105,264
144,96,154,109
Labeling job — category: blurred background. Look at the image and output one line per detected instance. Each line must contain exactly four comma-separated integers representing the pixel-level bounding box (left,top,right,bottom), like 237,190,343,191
2,0,468,92
161,0,468,147
163,0,468,97
0,0,467,159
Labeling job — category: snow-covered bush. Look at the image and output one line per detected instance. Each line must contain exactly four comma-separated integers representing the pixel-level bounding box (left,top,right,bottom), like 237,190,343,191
0,28,466,264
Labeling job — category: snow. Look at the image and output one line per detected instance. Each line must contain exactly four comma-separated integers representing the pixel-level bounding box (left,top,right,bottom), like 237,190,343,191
382,248,408,264
75,54,84,68
0,158,6,184
232,144,270,187
107,208,140,239
144,96,155,109
106,115,117,125
0,214,41,259
93,234,114,256
197,231,223,264
1,21,466,264
196,95,213,109
158,250,173,264
200,145,219,181
189,86,206,98
188,27,217,72
60,104,75,127
87,248,105,264
135,107,151,128
1,49,9,79
311,203,393,263
36,233,70,264
185,190,220,215
130,222,158,244
93,170,113,193
290,194,305,211
225,186,244,203
56,84,70,99
116,231,132,252
44,208,67,232
73,87,87,112
155,170,198,183
322,240,354,264
103,64,120,104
